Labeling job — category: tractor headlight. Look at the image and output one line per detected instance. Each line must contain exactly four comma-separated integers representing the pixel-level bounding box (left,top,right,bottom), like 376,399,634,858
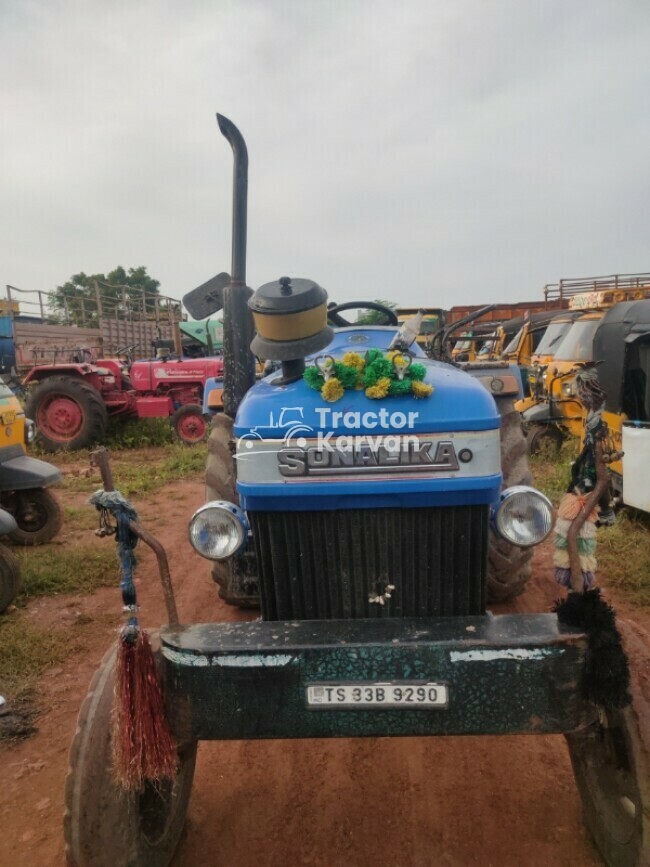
561,380,576,397
25,418,36,444
188,501,248,561
494,486,553,548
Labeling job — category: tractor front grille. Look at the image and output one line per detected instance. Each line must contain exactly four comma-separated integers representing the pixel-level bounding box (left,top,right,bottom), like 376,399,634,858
250,505,488,621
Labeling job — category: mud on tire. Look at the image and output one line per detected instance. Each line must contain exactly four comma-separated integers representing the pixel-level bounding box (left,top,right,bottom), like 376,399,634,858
64,642,197,867
25,376,108,452
486,397,534,603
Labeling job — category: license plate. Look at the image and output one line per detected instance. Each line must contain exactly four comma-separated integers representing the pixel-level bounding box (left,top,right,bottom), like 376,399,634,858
1,411,16,425
306,682,448,709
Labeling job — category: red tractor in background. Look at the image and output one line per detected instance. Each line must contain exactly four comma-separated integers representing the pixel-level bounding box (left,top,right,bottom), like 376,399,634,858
23,348,224,450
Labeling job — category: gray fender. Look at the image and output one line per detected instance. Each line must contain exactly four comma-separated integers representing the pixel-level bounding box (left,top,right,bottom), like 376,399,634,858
0,447,61,491
521,402,552,424
0,508,18,535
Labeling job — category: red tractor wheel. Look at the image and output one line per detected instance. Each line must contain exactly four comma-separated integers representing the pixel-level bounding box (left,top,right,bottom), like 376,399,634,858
171,405,208,445
25,376,108,452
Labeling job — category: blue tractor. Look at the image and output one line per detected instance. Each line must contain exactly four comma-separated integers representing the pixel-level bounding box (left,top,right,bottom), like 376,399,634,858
64,116,650,867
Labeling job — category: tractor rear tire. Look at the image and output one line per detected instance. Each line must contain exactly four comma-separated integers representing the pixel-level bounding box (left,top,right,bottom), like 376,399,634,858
566,619,650,867
527,422,564,457
4,488,63,546
64,642,197,867
0,543,21,613
487,397,534,603
25,376,108,452
171,404,208,445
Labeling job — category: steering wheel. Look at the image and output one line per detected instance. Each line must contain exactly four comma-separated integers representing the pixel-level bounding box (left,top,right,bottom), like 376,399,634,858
327,301,398,327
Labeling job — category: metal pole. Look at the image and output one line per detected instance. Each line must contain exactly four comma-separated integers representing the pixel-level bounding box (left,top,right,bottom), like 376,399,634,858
217,113,256,417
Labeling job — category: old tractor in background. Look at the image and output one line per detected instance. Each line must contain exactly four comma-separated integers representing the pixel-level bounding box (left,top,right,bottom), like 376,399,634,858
23,350,223,450
64,115,650,867
0,378,63,611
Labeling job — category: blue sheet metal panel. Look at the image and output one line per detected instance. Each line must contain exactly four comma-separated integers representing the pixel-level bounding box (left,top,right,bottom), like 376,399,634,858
234,340,500,439
161,614,592,740
237,473,502,511
0,317,13,338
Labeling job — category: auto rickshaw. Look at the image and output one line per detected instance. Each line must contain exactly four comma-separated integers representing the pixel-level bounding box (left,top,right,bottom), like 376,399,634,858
579,300,650,509
0,379,62,544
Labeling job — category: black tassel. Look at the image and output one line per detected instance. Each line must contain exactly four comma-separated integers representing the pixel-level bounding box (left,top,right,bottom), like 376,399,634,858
554,588,631,710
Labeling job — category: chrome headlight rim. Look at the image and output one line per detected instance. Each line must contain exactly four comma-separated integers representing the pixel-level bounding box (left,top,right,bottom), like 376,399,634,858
494,485,554,548
188,500,248,561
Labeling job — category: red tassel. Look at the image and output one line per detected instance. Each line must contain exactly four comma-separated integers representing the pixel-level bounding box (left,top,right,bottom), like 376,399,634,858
112,629,178,790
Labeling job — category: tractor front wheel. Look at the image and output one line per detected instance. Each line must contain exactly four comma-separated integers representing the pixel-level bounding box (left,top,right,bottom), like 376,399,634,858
64,643,197,867
566,619,650,867
0,543,21,613
487,397,534,603
25,376,108,452
171,405,208,445
3,488,63,545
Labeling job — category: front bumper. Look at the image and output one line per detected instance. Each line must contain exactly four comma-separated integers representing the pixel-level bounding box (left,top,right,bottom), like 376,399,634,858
161,614,594,741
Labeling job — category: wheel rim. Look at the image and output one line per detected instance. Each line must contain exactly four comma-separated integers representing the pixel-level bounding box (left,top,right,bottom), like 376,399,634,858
15,496,49,533
578,711,641,847
177,413,206,443
37,395,84,441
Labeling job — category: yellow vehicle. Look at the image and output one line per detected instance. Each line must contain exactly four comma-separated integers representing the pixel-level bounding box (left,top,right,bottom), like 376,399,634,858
520,275,650,453
396,307,445,351
580,300,650,509
0,381,64,611
520,311,604,452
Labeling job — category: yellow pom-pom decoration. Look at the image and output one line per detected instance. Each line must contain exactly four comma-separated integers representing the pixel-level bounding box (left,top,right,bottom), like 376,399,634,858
365,377,391,399
411,380,433,398
321,378,345,402
342,352,365,372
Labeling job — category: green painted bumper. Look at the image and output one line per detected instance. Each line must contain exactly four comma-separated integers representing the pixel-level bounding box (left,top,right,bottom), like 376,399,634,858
161,614,594,741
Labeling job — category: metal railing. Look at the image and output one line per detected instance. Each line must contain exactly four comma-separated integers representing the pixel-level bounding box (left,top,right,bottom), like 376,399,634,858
544,273,650,306
4,281,185,327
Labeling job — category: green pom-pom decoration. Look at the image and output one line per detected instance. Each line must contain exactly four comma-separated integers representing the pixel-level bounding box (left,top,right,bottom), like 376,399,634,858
334,362,360,389
362,357,393,387
407,363,426,381
388,379,413,397
304,366,325,391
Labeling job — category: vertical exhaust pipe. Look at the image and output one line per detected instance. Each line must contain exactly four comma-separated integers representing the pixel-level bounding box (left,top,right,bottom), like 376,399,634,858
217,113,256,417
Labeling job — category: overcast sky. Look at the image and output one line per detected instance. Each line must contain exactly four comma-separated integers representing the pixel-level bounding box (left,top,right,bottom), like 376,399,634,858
2,0,650,312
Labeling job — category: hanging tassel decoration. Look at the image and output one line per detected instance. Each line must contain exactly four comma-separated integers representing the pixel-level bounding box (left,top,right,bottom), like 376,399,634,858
552,365,630,711
91,489,178,790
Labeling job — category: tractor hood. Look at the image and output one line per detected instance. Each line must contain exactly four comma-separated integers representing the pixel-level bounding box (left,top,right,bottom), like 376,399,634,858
233,328,502,512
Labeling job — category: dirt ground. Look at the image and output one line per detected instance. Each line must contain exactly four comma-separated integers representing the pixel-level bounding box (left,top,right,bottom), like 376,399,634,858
1,472,648,867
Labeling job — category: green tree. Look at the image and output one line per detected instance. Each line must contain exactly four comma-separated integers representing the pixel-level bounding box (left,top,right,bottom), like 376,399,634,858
355,299,398,325
50,266,162,327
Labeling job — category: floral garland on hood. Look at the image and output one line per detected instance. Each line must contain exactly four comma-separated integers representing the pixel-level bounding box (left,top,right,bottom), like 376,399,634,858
303,349,433,403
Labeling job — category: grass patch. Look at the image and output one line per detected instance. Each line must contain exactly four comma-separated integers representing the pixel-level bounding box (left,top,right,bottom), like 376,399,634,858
0,614,69,738
61,442,206,496
530,440,579,506
0,615,66,699
63,505,99,531
16,543,118,600
597,510,650,606
104,417,174,449
532,442,650,608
